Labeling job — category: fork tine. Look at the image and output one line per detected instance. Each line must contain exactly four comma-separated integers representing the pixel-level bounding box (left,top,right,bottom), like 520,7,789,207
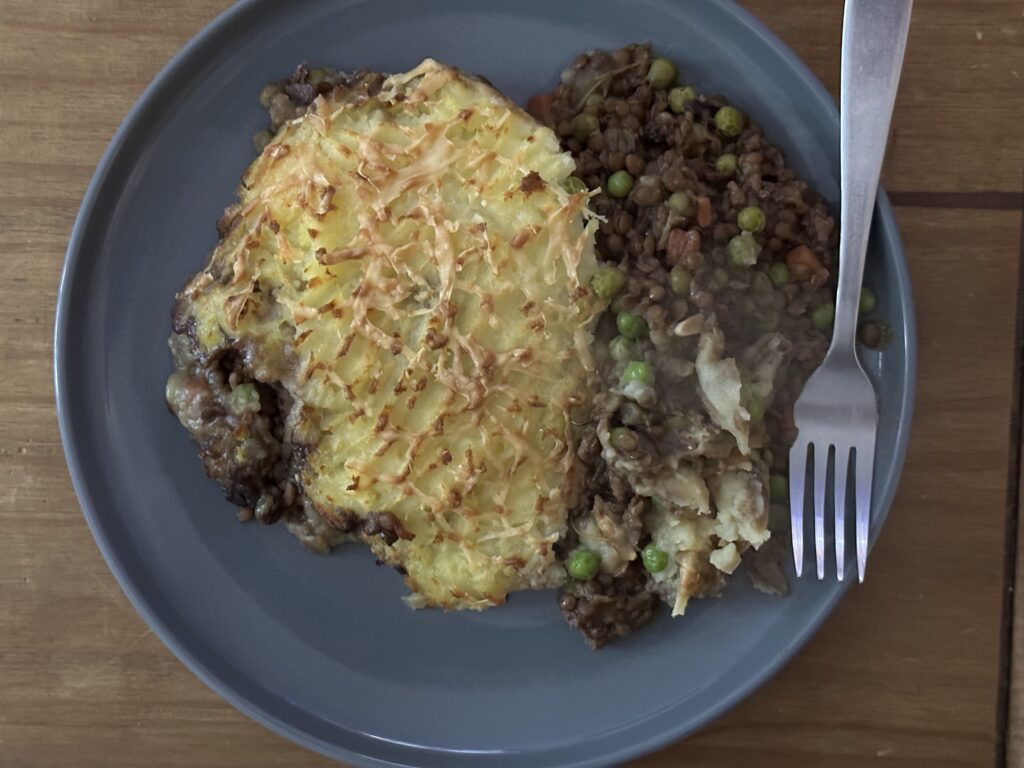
789,439,808,577
855,438,875,582
813,444,828,580
834,446,850,582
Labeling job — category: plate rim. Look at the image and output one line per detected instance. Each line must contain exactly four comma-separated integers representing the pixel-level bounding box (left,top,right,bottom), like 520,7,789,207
53,0,918,765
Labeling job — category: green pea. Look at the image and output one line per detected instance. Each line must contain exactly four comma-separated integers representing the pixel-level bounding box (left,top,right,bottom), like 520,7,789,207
609,426,639,451
585,92,604,108
667,85,696,113
743,387,765,421
567,548,601,580
623,360,655,385
769,473,789,503
609,335,634,362
252,129,274,153
714,105,744,137
571,112,600,142
641,543,669,573
726,231,759,266
860,286,877,314
258,84,281,109
812,301,836,330
607,170,634,198
669,264,692,295
591,266,627,300
227,383,261,416
768,262,790,288
616,311,648,339
737,206,766,232
647,57,678,90
564,175,588,195
666,191,692,216
715,153,738,174
610,294,632,314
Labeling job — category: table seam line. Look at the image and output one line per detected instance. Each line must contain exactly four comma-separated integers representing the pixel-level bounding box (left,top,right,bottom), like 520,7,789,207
887,190,1023,211
995,174,1024,768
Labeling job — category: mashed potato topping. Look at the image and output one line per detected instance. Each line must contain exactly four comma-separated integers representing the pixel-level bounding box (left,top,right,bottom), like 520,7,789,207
172,60,601,609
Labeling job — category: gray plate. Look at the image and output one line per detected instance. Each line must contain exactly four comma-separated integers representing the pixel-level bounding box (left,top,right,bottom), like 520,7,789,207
55,1,916,766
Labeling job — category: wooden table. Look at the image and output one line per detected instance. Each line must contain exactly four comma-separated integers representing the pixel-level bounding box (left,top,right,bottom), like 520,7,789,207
1,1,1021,766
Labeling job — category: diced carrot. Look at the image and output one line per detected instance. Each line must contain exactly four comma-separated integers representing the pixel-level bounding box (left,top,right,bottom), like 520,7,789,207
666,228,701,266
695,196,714,228
785,245,829,283
526,93,555,126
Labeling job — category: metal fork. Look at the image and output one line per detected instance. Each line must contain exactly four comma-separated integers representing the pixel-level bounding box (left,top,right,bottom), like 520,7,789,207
789,0,912,582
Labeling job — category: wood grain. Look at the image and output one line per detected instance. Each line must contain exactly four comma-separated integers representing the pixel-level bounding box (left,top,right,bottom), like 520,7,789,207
740,0,1024,196
0,1,1020,767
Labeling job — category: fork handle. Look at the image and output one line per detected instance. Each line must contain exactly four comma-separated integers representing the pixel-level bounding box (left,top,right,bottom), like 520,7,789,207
832,0,912,351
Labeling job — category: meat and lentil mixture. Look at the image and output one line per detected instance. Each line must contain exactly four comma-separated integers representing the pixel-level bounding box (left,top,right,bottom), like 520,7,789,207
167,49,888,649
530,44,885,647
165,335,411,553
